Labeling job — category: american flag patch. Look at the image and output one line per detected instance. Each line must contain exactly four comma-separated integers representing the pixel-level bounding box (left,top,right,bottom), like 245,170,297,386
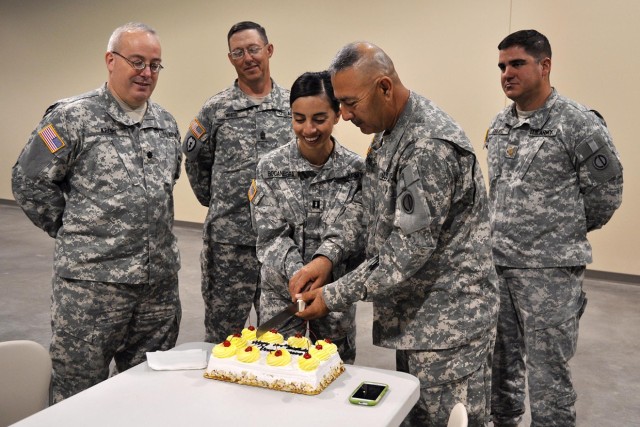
248,179,258,202
189,118,205,139
38,124,66,153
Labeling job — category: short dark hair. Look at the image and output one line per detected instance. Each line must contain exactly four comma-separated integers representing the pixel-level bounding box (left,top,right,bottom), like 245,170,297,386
227,21,268,46
290,71,340,114
328,43,362,75
498,29,552,61
328,42,395,78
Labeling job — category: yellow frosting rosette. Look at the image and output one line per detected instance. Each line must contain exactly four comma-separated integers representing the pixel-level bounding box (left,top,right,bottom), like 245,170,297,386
309,343,331,361
266,348,291,367
315,339,338,355
226,333,247,348
241,325,257,341
212,340,236,358
287,334,311,350
260,329,284,344
236,345,260,363
298,352,320,371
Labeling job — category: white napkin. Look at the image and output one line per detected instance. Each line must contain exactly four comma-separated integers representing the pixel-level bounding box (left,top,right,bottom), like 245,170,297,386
146,349,207,371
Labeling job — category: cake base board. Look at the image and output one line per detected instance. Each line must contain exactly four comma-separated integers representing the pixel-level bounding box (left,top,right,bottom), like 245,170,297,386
203,363,345,395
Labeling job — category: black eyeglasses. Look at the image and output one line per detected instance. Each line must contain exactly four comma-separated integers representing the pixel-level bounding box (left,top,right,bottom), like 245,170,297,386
111,51,164,73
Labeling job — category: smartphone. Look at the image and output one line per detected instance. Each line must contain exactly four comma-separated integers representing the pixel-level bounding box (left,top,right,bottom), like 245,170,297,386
348,381,389,406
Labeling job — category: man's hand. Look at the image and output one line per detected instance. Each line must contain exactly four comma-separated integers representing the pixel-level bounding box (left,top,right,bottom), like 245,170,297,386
288,256,332,300
295,288,330,320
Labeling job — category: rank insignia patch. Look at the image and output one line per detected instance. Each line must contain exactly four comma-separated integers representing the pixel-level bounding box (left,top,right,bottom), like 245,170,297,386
38,124,65,154
310,199,323,212
189,118,206,139
505,144,518,158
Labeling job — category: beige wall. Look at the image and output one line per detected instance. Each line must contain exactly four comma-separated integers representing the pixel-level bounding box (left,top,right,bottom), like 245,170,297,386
1,0,637,275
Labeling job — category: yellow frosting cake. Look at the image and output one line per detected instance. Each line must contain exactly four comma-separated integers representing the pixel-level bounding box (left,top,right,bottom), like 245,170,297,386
212,340,236,358
226,333,247,348
309,344,332,361
241,326,257,341
204,334,344,395
259,329,284,344
286,334,311,350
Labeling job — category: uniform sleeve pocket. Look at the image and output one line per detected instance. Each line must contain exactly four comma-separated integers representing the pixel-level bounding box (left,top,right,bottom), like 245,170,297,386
394,163,430,235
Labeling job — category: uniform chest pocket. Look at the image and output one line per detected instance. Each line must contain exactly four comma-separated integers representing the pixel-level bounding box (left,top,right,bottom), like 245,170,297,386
518,137,576,192
369,174,396,240
214,113,257,169
322,181,356,224
142,131,179,186
486,134,511,182
74,135,137,195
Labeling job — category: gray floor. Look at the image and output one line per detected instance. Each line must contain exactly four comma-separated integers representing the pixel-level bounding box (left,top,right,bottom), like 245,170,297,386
1,202,638,426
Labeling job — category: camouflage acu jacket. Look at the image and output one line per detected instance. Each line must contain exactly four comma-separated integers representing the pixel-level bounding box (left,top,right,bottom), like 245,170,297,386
251,138,365,280
183,80,294,245
12,84,182,284
322,92,499,351
485,89,623,268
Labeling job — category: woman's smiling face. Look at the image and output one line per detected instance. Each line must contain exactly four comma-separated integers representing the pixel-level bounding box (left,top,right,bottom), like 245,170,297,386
292,94,339,159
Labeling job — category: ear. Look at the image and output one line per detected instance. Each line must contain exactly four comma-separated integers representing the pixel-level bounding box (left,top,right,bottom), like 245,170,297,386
266,43,274,58
540,57,551,78
105,52,115,71
379,77,392,97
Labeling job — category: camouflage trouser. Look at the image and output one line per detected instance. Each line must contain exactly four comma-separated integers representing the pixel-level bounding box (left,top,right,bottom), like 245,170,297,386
491,266,586,427
259,265,356,364
202,241,260,343
50,273,181,403
398,340,493,427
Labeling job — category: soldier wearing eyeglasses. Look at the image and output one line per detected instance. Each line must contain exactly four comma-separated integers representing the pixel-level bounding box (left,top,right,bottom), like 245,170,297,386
182,21,294,343
11,22,182,402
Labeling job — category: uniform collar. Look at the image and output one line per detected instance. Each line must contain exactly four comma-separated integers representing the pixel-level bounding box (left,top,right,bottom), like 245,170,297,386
505,88,558,130
100,84,164,129
288,136,355,178
230,78,288,111
370,92,414,172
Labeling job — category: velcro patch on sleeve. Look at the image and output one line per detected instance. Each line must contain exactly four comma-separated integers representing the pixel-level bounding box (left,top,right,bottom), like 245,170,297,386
189,118,206,139
394,163,430,235
38,124,66,154
585,146,622,184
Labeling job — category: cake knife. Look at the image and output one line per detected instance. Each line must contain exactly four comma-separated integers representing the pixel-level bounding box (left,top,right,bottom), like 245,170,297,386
255,299,306,339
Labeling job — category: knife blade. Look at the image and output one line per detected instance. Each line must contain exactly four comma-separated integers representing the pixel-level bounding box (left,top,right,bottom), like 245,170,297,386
256,299,306,339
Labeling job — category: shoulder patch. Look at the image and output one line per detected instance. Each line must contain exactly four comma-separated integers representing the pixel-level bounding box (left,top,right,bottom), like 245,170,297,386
38,124,66,153
585,147,621,184
248,179,258,202
189,118,206,139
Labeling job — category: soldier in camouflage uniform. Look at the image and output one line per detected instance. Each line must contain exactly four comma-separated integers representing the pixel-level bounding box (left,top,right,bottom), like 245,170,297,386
485,30,623,426
182,21,294,343
11,22,182,402
294,43,499,426
250,71,364,363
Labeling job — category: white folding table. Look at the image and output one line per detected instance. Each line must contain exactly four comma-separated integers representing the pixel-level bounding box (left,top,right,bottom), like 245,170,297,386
12,342,420,427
